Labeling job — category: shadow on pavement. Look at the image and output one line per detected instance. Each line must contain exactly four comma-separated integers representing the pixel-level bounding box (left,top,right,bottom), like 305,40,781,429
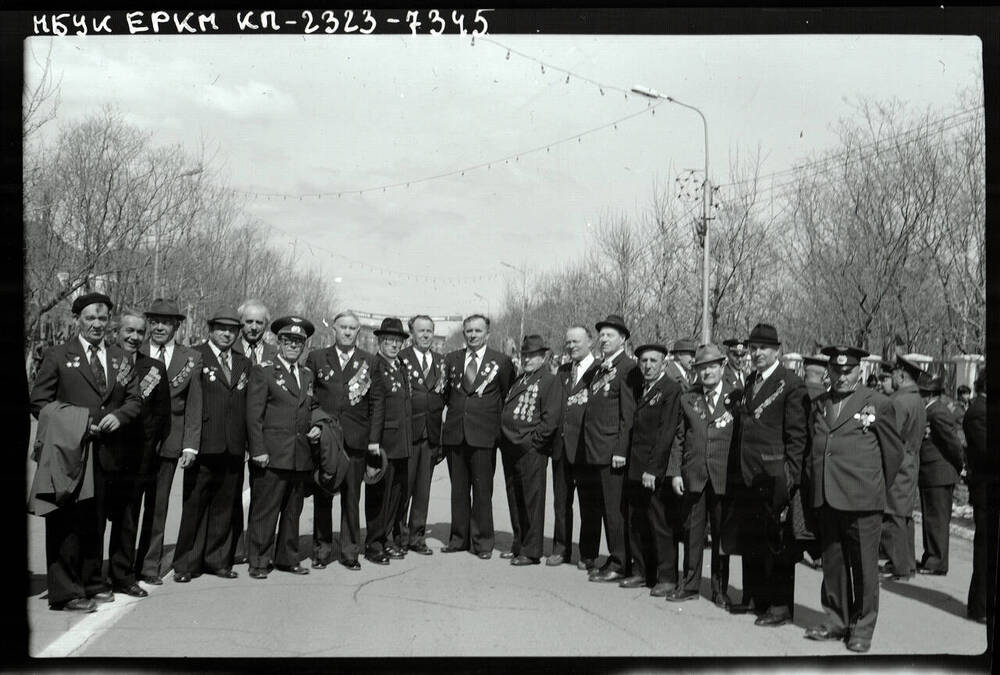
880,577,968,619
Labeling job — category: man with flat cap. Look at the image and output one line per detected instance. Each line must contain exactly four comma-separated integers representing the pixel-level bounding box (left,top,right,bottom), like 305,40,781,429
397,315,446,556
916,371,965,576
668,344,740,606
726,322,809,627
722,338,750,390
879,356,926,581
619,342,683,595
499,335,563,566
664,339,697,391
30,292,142,611
549,325,602,569
364,317,412,565
440,314,516,558
172,308,250,582
246,315,325,579
804,345,903,653
134,298,203,585
802,353,830,401
579,314,638,582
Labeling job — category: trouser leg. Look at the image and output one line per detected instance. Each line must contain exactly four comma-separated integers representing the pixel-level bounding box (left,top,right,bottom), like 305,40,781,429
274,471,305,568
849,511,883,641
247,465,283,569
598,463,628,573
204,455,241,571
680,489,707,593
550,455,574,557
919,485,954,573
500,447,523,555
405,440,433,548
136,457,177,578
446,444,471,550
819,506,850,632
468,445,497,554
338,449,366,562
707,484,730,597
519,451,548,560
573,463,602,561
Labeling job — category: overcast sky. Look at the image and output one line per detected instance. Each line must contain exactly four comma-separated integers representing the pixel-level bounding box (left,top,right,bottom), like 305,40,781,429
25,32,982,318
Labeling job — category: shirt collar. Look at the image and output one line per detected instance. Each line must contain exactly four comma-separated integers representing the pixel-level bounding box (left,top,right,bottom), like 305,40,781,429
645,372,665,390
601,348,624,368
336,346,355,360
78,334,104,353
575,353,595,371
704,380,724,399
466,344,487,361
242,338,261,354
756,359,780,384
277,354,297,372
208,340,229,360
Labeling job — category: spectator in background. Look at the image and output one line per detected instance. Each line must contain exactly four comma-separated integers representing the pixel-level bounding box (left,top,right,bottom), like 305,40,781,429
963,371,992,627
955,385,971,414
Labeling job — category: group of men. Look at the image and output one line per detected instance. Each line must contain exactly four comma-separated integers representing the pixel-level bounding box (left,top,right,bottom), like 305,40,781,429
28,296,989,654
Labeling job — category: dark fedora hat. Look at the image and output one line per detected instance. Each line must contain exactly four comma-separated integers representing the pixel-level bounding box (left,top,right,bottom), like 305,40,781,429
520,334,549,354
670,339,697,355
363,449,389,485
206,307,241,327
145,297,186,320
634,343,668,359
373,317,408,339
748,323,781,346
71,292,114,315
595,314,630,340
271,315,315,340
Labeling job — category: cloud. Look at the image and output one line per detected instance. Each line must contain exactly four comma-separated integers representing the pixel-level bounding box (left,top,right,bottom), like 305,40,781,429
197,80,297,120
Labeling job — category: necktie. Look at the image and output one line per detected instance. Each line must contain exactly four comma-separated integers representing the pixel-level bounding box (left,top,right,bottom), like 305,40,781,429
464,352,478,389
753,374,763,397
421,352,430,377
339,350,349,370
705,391,715,414
219,351,231,384
572,362,580,387
89,344,107,392
249,344,258,366
157,344,166,364
289,363,299,388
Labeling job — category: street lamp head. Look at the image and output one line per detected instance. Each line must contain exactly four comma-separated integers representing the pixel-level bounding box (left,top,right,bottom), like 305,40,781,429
631,85,662,99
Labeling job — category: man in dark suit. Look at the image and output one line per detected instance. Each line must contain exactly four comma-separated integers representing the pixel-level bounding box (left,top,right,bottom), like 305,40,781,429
30,292,142,611
664,339,697,391
879,356,926,581
580,314,637,583
306,310,377,571
172,308,250,582
134,298,203,585
916,372,965,576
727,323,809,627
230,299,279,564
804,346,903,653
722,338,749,390
549,326,601,569
440,314,516,558
246,316,324,579
619,343,682,595
364,317,413,565
111,310,170,598
668,344,739,606
499,335,563,566
397,315,446,556
963,371,993,626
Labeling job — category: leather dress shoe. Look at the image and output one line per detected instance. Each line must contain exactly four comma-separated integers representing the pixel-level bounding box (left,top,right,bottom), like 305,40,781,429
140,575,163,586
386,546,406,560
729,601,765,616
476,551,493,560
880,571,913,581
666,588,700,602
846,637,871,653
249,567,269,579
440,545,468,553
650,582,676,597
712,593,732,610
173,572,191,583
755,612,792,627
89,590,115,603
365,552,390,565
409,544,433,555
232,554,248,565
878,562,894,575
511,555,540,566
804,624,849,641
339,559,361,571
589,568,626,583
312,560,328,569
275,564,309,575
208,568,238,579
500,551,516,559
545,554,565,567
618,575,647,589
916,567,946,576
52,597,97,613
113,583,148,598
577,558,596,572
969,613,988,624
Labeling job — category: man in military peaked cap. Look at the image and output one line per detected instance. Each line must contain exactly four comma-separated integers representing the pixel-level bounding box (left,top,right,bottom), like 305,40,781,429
722,338,750,390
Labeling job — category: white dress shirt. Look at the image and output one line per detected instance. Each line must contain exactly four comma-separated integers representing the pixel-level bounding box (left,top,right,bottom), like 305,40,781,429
573,353,595,386
277,355,301,387
151,340,176,370
336,347,355,370
241,338,265,364
78,334,107,377
754,358,781,391
464,344,488,372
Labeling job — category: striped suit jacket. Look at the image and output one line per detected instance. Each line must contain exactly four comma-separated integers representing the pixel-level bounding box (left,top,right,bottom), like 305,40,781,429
626,374,683,481
193,343,250,456
667,381,741,494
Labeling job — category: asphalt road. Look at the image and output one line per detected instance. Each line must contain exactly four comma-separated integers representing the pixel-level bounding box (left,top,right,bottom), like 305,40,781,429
26,452,989,661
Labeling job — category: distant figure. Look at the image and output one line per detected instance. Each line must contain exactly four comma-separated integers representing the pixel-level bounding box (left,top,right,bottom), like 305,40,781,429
963,371,992,626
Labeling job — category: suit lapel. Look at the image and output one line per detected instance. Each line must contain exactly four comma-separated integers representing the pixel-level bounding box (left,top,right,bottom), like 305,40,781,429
69,339,104,395
102,345,125,404
506,371,532,403
748,367,781,408
829,388,867,431
167,345,186,379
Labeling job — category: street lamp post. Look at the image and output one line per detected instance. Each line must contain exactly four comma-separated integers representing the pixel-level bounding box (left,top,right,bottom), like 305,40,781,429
500,261,527,345
631,86,712,345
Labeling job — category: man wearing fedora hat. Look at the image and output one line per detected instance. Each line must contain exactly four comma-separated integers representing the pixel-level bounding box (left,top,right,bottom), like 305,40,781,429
916,371,965,577
879,356,927,581
725,322,809,626
579,314,638,583
134,298,203,586
665,339,698,392
30,292,142,611
667,344,739,606
440,314,516,558
499,335,563,565
364,317,413,565
171,309,250,582
246,316,324,579
804,346,903,653
722,339,750,390
620,343,683,596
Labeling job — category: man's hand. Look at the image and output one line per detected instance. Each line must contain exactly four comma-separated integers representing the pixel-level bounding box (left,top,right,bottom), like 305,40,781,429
671,476,685,496
179,449,197,469
611,454,626,469
97,413,121,433
307,425,322,442
641,472,657,491
252,453,269,468
367,443,381,455
365,465,380,481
